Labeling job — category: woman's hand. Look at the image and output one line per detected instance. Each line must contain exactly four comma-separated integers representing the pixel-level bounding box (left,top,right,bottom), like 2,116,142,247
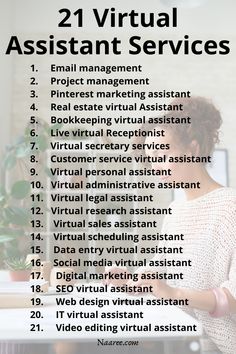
127,273,177,299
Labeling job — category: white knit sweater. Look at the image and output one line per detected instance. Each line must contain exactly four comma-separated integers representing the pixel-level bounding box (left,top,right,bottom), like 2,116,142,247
138,187,236,354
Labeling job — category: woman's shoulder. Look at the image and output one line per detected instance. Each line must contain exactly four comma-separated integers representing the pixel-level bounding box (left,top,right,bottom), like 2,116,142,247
168,187,236,244
171,187,236,208
209,187,236,206
169,187,236,221
210,187,236,222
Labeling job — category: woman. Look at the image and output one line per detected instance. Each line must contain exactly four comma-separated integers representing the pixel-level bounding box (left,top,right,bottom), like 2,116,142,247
104,97,236,354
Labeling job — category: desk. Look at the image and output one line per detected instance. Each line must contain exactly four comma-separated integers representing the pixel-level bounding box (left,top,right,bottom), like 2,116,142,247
0,285,202,354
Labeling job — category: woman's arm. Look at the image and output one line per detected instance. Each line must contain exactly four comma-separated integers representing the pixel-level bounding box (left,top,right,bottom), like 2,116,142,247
175,286,236,314
129,276,236,315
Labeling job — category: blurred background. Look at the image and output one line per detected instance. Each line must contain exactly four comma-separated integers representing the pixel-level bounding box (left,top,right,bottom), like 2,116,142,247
0,2,235,354
0,0,236,271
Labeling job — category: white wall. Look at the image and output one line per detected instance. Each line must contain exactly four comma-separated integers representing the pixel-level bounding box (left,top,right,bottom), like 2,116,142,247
0,0,13,168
